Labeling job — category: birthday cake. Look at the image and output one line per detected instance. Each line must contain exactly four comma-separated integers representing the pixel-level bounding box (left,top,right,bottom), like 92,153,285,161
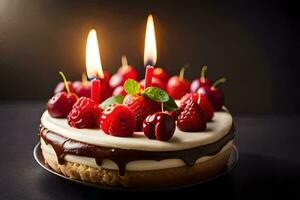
38,61,235,188
37,15,235,188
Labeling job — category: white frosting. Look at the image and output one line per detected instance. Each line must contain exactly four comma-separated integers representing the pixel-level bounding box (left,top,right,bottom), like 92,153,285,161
41,110,233,151
41,138,233,171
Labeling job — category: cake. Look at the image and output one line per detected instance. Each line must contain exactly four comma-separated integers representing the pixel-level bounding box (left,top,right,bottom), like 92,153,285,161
39,109,234,188
38,65,235,188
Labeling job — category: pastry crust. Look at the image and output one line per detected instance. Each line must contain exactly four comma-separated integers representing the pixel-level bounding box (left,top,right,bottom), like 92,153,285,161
42,144,233,188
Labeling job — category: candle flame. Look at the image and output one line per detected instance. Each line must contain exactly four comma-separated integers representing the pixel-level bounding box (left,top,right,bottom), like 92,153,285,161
86,29,104,79
144,14,157,66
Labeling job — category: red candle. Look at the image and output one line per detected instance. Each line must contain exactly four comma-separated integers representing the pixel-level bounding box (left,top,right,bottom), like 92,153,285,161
86,29,103,105
144,65,154,88
91,78,101,105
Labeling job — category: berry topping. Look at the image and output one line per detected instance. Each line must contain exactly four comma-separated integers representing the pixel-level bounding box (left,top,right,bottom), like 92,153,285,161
166,67,190,99
47,92,77,118
73,80,91,98
54,81,75,94
190,65,213,92
123,94,160,131
199,77,226,111
180,92,214,121
139,77,166,90
152,67,169,83
109,56,138,89
177,99,206,132
72,73,91,98
67,97,102,128
100,104,136,137
167,107,183,121
100,81,113,102
112,86,127,96
143,112,175,141
103,70,111,84
109,73,126,89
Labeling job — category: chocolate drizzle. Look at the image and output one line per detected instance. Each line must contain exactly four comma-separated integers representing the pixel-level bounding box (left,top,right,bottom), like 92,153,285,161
39,124,235,175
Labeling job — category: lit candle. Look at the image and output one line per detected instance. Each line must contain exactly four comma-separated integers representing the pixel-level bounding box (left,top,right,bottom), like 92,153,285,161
144,14,157,88
86,29,104,105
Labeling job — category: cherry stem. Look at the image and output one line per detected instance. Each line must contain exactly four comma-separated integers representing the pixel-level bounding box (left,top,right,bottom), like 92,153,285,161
179,67,186,80
212,77,226,89
161,102,164,112
179,64,189,80
82,73,88,86
121,55,128,68
59,71,71,94
200,65,208,81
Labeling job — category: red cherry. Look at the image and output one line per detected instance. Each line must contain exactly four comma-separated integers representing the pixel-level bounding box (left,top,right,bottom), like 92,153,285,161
73,81,91,98
139,77,166,90
109,56,138,89
100,104,136,137
152,67,169,83
47,92,77,118
199,77,226,111
54,81,75,94
123,94,160,131
180,93,214,122
112,86,126,96
166,68,190,100
177,99,206,132
190,65,213,93
118,65,138,80
109,73,125,89
103,70,111,84
67,97,102,128
143,112,175,141
100,81,113,102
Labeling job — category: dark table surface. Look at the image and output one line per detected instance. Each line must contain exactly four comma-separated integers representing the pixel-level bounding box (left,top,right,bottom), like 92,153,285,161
0,101,299,199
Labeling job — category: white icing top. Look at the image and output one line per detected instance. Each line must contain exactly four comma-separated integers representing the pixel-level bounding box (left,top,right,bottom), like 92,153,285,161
41,109,233,152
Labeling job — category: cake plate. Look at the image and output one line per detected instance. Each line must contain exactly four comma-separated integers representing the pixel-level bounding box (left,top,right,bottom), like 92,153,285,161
33,142,239,191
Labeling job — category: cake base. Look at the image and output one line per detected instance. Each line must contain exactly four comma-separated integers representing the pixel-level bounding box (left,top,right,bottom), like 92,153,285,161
42,145,233,188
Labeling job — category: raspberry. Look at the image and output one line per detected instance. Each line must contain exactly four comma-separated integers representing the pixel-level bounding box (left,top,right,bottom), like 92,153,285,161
100,104,136,137
67,97,102,128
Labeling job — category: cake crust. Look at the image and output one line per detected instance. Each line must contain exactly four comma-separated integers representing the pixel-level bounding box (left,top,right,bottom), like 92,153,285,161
42,143,233,188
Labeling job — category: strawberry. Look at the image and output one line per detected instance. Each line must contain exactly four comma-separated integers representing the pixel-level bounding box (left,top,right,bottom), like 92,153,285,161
180,93,214,122
67,97,102,128
100,104,136,137
123,94,160,131
177,99,206,132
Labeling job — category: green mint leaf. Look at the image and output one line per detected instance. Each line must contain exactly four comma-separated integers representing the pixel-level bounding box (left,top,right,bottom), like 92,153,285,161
99,95,124,110
163,97,178,112
124,79,140,95
143,87,169,102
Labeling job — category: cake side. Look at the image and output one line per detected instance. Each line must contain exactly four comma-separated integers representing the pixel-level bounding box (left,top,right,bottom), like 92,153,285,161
41,139,233,187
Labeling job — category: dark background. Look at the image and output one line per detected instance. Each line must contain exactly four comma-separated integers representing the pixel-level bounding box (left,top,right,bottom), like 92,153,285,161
0,0,298,114
0,1,299,199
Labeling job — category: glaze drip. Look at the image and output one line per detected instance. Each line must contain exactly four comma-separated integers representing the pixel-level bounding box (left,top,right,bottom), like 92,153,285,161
39,124,234,175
